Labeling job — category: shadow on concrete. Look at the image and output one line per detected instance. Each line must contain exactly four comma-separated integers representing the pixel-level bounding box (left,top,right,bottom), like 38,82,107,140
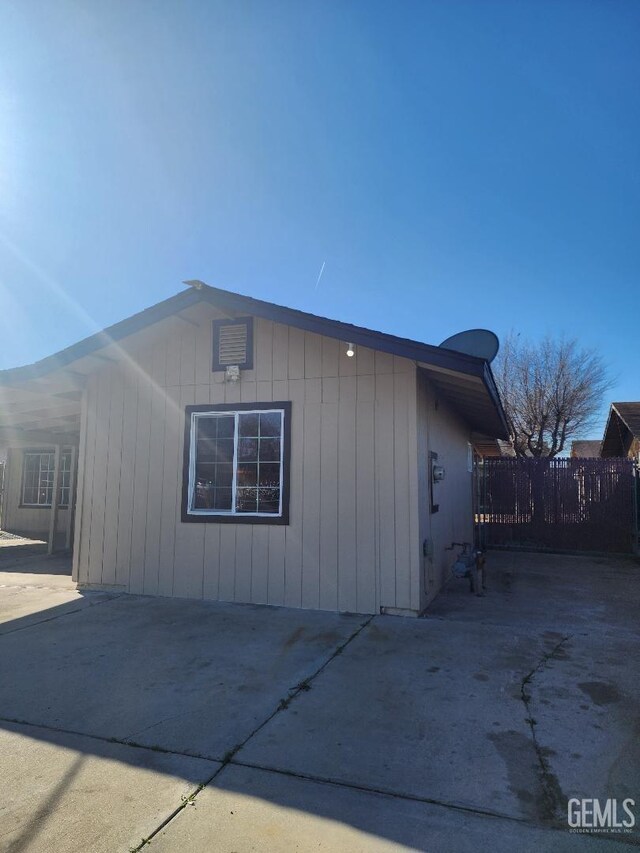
0,552,71,575
0,531,71,575
0,552,639,851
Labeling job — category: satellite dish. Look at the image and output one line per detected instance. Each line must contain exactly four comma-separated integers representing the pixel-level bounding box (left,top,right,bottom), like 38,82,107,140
439,329,499,362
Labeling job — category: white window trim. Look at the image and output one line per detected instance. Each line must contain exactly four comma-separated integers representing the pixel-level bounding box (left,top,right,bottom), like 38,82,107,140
187,408,285,518
21,449,72,508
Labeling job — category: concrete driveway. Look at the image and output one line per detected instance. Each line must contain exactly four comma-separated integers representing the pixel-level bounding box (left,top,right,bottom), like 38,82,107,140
0,549,638,852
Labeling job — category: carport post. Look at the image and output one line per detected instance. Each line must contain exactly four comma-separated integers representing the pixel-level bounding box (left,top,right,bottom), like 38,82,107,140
65,445,77,551
47,444,61,556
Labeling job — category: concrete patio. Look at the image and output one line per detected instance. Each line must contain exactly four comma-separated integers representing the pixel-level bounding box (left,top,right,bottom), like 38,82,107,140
0,548,637,852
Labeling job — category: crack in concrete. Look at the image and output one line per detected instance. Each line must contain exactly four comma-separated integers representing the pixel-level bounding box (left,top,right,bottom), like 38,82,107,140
0,715,209,761
0,593,123,637
520,634,572,824
5,712,639,851
129,614,375,850
230,757,530,824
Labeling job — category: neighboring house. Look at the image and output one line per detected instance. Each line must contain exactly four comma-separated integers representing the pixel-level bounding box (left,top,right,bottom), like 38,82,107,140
0,283,507,615
473,438,516,458
600,403,640,462
570,440,601,458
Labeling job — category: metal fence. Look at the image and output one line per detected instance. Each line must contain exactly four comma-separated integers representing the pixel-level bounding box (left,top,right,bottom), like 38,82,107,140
479,457,639,554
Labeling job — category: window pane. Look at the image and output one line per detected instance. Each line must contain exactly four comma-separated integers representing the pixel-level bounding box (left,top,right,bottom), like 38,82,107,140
215,463,233,488
238,413,259,437
258,463,280,488
238,437,258,462
59,452,72,506
258,490,280,513
189,407,285,517
236,487,258,512
23,486,38,504
196,417,219,440
259,438,280,462
213,487,232,510
23,455,40,504
259,412,281,437
24,455,38,474
194,469,216,508
219,439,236,463
196,439,218,463
216,416,235,439
237,463,257,486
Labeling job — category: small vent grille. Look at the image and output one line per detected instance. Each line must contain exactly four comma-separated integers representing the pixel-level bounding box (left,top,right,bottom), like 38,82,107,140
218,324,248,365
212,317,253,371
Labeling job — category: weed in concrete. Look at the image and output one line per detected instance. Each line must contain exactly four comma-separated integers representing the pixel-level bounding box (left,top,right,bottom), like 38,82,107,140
519,635,572,823
221,745,242,765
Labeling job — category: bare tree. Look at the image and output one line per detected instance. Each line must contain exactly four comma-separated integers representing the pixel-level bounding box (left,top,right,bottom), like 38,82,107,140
494,333,611,457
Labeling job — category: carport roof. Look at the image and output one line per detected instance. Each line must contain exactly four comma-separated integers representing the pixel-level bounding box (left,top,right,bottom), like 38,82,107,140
0,283,508,441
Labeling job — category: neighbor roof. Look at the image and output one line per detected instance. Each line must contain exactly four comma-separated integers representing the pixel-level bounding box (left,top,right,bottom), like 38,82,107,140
0,282,508,440
600,403,640,457
570,440,601,458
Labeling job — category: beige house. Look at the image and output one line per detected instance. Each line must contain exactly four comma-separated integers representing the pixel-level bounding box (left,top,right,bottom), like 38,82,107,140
0,284,507,615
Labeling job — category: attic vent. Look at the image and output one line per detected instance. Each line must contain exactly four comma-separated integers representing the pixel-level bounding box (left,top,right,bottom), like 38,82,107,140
212,317,253,372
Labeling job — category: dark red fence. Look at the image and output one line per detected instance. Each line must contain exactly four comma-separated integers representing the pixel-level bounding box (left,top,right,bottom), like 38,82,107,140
479,457,638,554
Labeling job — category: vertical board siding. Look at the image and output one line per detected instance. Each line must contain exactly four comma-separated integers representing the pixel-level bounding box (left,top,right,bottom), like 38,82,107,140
284,378,305,609
114,359,138,588
355,394,376,614
89,366,113,585
75,307,421,614
72,389,90,581
393,372,412,610
172,384,205,599
157,385,181,596
416,373,474,608
78,375,99,584
375,373,397,608
319,401,339,611
337,376,357,611
101,366,125,586
143,376,167,596
301,396,322,608
129,346,154,595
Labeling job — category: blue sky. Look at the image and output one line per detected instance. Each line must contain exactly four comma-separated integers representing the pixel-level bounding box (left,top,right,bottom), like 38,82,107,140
0,0,638,437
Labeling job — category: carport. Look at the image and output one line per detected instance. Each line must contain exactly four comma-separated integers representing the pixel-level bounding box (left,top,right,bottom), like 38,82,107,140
0,366,85,553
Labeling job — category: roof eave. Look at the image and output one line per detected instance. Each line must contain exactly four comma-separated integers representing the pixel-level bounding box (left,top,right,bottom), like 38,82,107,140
0,281,509,439
0,288,204,387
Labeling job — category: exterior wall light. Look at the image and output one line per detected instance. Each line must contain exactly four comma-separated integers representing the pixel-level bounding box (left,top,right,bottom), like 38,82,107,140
225,365,241,383
346,343,355,358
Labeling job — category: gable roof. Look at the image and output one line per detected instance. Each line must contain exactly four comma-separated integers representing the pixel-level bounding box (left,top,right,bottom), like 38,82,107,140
0,282,508,440
601,402,640,457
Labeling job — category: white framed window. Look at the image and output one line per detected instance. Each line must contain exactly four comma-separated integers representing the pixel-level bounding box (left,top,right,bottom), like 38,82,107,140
59,451,72,507
21,449,73,507
182,402,291,524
